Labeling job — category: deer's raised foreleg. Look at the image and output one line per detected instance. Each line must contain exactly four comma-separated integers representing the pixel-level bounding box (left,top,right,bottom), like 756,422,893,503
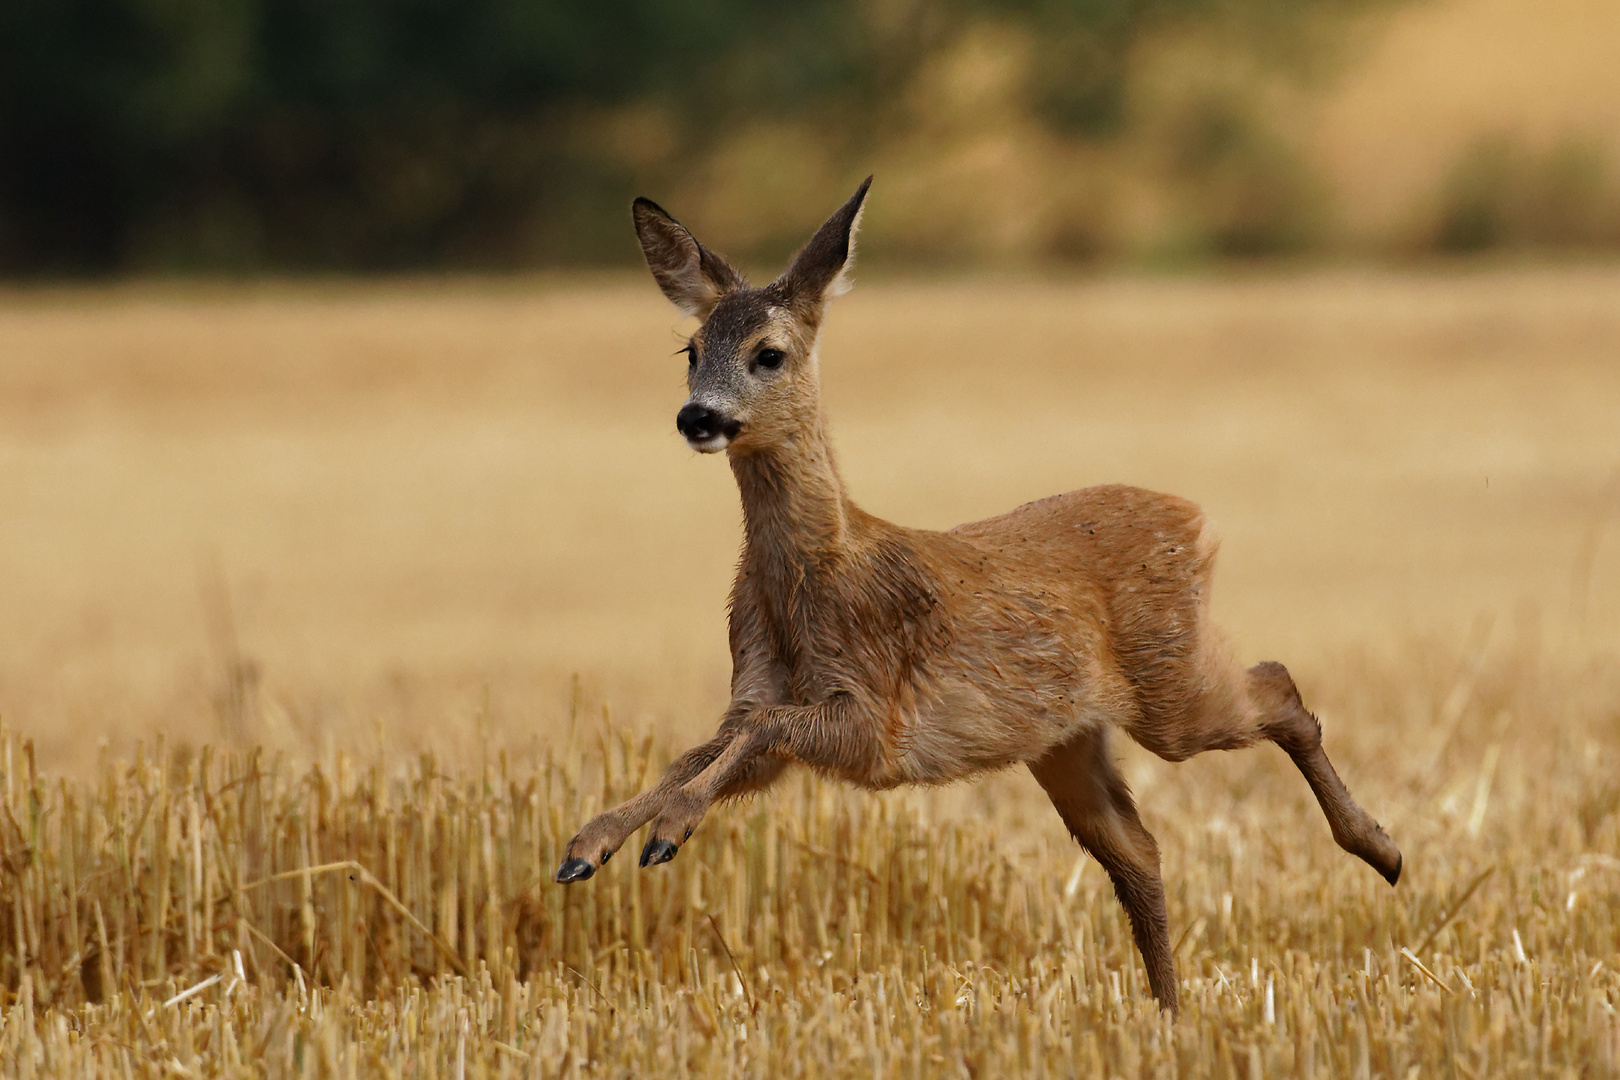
639,697,881,864
1030,724,1178,1012
556,732,739,882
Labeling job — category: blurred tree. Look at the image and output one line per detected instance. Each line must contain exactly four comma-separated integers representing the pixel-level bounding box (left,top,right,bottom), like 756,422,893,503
0,0,1370,272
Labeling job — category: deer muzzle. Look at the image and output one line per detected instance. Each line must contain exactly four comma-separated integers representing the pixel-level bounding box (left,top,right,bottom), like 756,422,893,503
676,402,743,452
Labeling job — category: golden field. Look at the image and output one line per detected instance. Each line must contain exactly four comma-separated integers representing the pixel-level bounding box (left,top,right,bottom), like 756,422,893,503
0,267,1618,1075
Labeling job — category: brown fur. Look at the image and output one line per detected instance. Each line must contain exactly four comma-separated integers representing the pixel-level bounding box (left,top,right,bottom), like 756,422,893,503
558,178,1402,1012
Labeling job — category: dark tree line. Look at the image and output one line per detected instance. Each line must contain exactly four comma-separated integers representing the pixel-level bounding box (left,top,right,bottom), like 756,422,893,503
0,0,1346,273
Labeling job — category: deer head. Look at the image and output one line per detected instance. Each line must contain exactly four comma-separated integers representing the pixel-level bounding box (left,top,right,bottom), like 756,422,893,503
633,177,871,454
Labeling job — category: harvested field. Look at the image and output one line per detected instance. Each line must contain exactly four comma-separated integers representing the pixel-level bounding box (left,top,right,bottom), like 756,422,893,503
0,267,1618,1074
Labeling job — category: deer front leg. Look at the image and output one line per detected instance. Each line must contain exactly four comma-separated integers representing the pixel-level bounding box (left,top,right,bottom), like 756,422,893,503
640,696,881,864
555,732,737,883
635,729,785,866
638,750,793,865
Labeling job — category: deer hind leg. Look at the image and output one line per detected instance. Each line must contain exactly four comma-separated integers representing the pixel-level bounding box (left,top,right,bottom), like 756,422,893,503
1249,660,1402,885
1030,725,1178,1012
1117,595,1403,888
1126,648,1402,886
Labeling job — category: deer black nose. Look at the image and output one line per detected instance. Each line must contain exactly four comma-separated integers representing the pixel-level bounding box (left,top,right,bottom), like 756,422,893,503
677,403,726,442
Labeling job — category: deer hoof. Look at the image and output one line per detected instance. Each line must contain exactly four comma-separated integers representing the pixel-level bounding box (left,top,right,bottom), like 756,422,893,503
640,838,679,867
555,858,596,883
1382,852,1402,887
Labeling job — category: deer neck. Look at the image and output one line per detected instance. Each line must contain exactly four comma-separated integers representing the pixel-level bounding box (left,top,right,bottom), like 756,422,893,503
730,410,854,578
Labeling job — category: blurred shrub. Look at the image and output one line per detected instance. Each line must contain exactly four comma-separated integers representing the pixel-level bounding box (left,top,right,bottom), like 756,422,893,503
0,0,1379,272
1433,136,1619,254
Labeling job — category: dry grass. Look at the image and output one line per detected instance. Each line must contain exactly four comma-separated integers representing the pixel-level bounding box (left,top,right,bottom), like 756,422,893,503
2,646,1619,1076
0,267,1618,1074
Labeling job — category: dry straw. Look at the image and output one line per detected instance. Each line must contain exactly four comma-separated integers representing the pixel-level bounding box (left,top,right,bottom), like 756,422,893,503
1,644,1618,1076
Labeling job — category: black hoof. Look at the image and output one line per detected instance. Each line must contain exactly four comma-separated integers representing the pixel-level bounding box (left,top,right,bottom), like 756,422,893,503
556,858,596,883
1382,853,1402,887
640,838,679,867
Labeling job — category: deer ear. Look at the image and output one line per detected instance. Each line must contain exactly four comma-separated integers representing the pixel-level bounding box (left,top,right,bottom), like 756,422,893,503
776,176,872,309
632,198,743,318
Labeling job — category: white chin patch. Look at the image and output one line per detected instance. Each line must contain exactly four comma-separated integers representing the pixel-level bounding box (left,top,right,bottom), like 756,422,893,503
687,435,731,454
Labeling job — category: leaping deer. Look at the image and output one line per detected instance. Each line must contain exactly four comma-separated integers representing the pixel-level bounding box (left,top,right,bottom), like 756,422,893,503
555,177,1401,1011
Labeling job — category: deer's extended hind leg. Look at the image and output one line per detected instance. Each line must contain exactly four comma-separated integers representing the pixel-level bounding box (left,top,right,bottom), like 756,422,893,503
1249,661,1402,884
1124,633,1402,887
1030,725,1178,1012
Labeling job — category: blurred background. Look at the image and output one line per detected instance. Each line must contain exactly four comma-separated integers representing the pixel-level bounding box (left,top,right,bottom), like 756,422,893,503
4,0,1619,273
1,0,1617,774
5,9,1619,1062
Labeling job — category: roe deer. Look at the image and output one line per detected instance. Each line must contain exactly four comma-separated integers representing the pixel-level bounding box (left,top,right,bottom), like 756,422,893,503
556,177,1401,1011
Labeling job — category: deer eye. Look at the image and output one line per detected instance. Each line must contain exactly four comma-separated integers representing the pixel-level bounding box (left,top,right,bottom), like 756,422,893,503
683,345,697,369
755,347,785,371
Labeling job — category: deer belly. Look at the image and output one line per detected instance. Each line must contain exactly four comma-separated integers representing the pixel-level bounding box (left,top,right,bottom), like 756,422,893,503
888,676,1102,785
